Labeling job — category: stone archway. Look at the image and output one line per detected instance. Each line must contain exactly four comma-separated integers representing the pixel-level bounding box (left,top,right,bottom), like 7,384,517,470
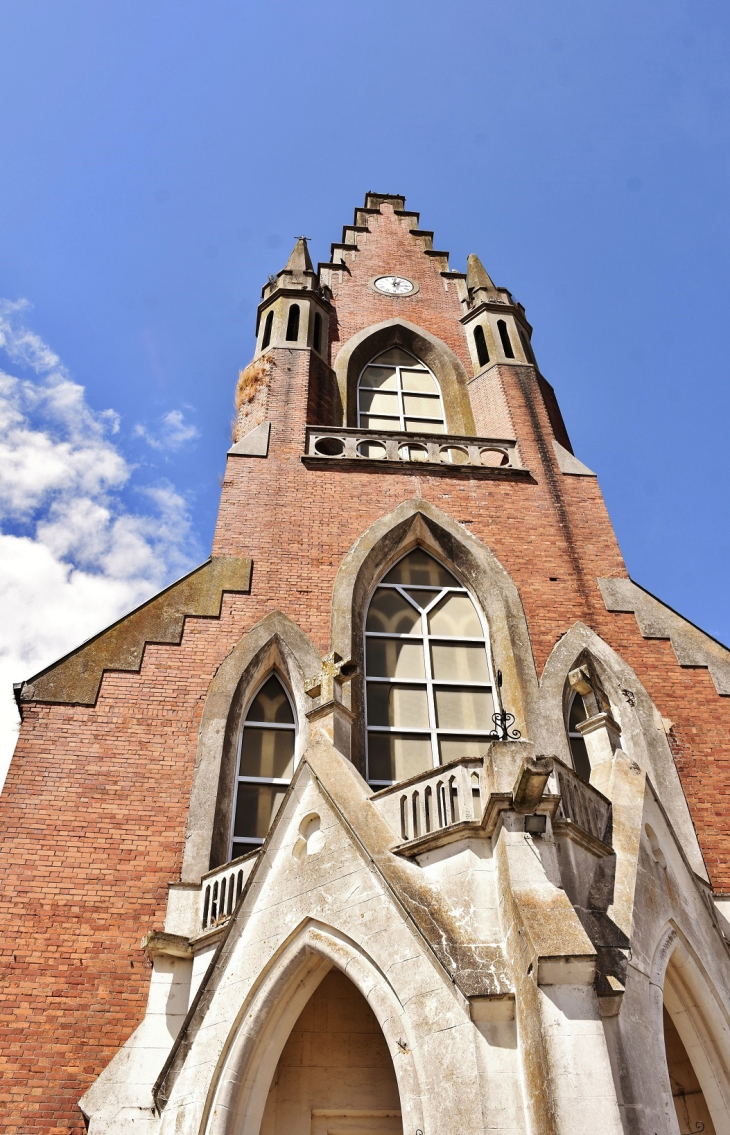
651,927,730,1134
259,967,403,1135
200,921,424,1135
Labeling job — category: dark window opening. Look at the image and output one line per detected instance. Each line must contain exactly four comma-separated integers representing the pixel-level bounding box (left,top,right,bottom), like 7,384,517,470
261,310,274,350
474,325,490,367
519,328,535,364
497,319,515,359
286,304,300,342
313,312,322,354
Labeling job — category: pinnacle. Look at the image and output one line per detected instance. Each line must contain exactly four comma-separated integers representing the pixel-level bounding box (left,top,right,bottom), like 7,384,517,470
284,236,314,275
466,253,496,293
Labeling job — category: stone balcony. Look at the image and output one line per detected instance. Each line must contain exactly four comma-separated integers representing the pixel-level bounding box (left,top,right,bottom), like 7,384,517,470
303,426,527,476
193,752,613,935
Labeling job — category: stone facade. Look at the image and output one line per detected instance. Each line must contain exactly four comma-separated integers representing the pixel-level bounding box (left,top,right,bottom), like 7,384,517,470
1,192,729,1134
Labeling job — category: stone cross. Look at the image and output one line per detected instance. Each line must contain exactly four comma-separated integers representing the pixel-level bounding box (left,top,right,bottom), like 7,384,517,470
305,652,355,702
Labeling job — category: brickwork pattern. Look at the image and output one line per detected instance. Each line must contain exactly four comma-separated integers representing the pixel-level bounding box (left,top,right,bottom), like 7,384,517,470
1,196,728,1133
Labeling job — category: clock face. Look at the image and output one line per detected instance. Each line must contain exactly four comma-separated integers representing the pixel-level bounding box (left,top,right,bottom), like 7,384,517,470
374,275,415,296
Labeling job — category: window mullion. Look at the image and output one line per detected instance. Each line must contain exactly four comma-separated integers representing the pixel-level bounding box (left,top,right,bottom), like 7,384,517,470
422,596,440,769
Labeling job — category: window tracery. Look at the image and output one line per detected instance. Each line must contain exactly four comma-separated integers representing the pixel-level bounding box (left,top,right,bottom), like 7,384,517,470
364,548,497,787
229,673,296,859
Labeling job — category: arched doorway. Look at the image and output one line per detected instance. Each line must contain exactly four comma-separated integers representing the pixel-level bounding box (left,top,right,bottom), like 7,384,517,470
259,968,403,1135
663,1005,716,1134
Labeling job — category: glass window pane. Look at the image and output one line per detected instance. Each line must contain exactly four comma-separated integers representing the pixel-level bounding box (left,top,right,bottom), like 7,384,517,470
239,727,295,779
367,683,429,728
383,550,458,587
434,687,494,729
361,366,397,389
233,783,287,840
400,369,437,393
402,393,442,417
360,415,400,431
438,736,491,763
359,389,399,414
431,642,489,682
366,638,425,679
368,733,433,781
366,589,421,634
569,694,588,729
404,419,445,434
246,675,294,724
372,348,420,367
428,593,483,637
402,588,441,610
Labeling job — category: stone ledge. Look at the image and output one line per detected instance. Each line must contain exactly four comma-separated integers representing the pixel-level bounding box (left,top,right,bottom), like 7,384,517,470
16,555,252,707
599,577,730,695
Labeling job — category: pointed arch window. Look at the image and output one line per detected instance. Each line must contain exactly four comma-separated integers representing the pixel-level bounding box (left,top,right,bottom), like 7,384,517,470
261,310,274,350
474,324,490,367
364,548,497,787
357,348,446,435
230,674,296,859
566,692,591,782
286,304,300,342
497,319,515,359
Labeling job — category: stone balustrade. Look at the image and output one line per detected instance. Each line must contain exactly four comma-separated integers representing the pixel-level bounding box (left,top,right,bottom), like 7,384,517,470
304,426,519,471
373,758,484,844
550,759,613,845
200,853,257,932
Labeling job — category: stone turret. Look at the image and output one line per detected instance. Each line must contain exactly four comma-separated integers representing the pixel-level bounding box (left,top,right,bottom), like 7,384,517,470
254,237,332,359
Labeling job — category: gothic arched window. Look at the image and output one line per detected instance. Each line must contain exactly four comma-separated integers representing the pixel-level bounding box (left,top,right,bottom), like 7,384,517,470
357,348,446,435
312,311,322,354
286,304,300,342
497,319,515,359
566,692,591,782
229,674,296,859
261,310,274,350
364,548,497,787
474,325,490,367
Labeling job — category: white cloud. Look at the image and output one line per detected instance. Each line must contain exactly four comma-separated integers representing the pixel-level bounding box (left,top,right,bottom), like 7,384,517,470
0,300,200,786
134,408,200,451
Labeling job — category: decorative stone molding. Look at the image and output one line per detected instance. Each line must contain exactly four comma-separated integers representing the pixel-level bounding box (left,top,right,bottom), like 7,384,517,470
304,425,521,475
16,556,252,708
599,577,730,695
329,498,540,773
331,316,477,433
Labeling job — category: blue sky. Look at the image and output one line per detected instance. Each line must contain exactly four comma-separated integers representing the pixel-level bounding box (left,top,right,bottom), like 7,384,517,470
0,0,729,778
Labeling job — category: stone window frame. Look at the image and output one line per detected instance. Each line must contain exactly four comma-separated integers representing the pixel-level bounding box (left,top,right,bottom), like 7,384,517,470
229,670,299,860
537,622,705,879
329,498,537,779
181,611,320,883
333,318,477,435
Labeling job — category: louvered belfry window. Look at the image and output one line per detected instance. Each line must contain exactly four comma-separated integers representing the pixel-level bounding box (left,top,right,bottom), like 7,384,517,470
365,549,497,787
230,675,296,859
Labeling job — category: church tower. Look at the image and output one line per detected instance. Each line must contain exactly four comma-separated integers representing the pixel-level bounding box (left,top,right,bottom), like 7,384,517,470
2,192,730,1135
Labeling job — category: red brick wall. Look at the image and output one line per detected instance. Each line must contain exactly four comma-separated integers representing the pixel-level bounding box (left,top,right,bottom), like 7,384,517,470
1,196,728,1133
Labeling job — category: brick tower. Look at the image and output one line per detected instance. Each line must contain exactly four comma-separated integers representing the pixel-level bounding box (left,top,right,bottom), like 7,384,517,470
1,192,730,1135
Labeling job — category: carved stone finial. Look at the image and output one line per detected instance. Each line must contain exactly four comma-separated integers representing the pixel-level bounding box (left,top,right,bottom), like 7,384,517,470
305,652,356,703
